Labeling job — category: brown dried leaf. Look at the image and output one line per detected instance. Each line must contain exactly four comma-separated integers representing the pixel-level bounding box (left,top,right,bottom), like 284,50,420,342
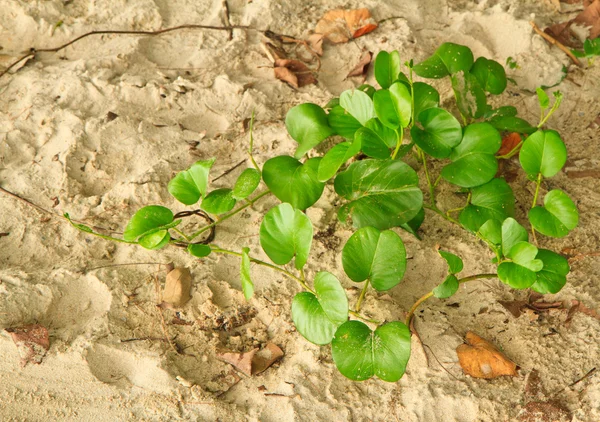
274,59,317,89
545,0,600,47
252,343,284,375
162,268,192,308
218,348,257,377
315,8,378,44
6,324,50,366
524,369,545,400
261,41,287,63
499,299,529,318
497,132,522,156
456,331,518,378
346,51,373,79
218,343,284,376
307,34,324,56
565,300,600,327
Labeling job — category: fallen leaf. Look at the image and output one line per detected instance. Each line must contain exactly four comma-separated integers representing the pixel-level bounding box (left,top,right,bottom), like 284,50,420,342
162,267,192,308
346,50,373,79
497,132,522,156
499,299,529,318
565,299,600,327
274,59,317,89
456,331,518,378
315,8,378,44
218,343,284,376
518,400,572,422
5,324,50,366
261,41,287,63
545,0,600,47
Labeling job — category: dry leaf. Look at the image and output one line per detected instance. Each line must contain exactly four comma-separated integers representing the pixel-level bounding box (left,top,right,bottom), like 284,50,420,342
499,295,563,318
218,343,284,376
274,59,317,89
565,299,600,327
499,299,529,318
307,34,324,56
162,267,192,308
346,51,373,79
261,41,287,63
545,0,600,47
315,8,378,44
456,331,518,378
5,324,50,366
497,132,522,156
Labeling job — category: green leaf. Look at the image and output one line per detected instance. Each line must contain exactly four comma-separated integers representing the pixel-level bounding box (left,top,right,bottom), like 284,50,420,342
470,57,507,95
373,83,412,129
478,219,502,247
187,244,211,258
317,140,362,182
334,159,423,230
519,130,567,178
410,108,462,158
498,241,543,289
240,247,254,300
433,274,459,299
501,217,528,257
484,106,517,119
259,203,312,270
123,206,175,241
374,51,402,89
340,89,376,125
262,156,325,210
488,116,537,134
354,127,391,159
536,87,550,109
168,159,215,205
328,105,362,139
365,118,397,148
529,190,579,238
357,84,376,98
202,188,236,214
412,82,440,121
64,213,94,233
451,71,487,119
413,43,474,78
292,272,348,345
399,207,424,239
332,321,411,382
441,123,501,188
459,178,515,232
530,249,570,294
138,230,170,250
342,227,407,291
286,103,334,158
438,250,463,274
508,241,543,272
232,168,261,200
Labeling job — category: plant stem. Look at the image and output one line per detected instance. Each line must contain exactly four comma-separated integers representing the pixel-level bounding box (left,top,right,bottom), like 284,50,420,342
423,203,460,225
405,273,498,326
391,128,405,160
537,92,563,128
496,140,523,160
188,190,270,241
172,227,192,242
355,279,370,312
530,172,542,244
248,110,260,172
420,150,436,207
349,310,380,325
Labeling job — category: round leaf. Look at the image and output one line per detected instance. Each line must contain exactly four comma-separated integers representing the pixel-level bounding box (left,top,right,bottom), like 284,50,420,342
477,219,502,248
451,71,488,119
489,116,537,134
232,168,261,200
123,206,175,241
259,203,313,270
508,241,543,272
413,43,474,78
340,89,376,125
410,108,462,158
441,123,501,188
334,159,423,230
530,249,570,294
202,188,236,215
354,127,391,159
187,244,211,258
399,207,425,239
138,230,170,250
328,105,362,139
412,82,440,121
285,103,334,158
263,156,325,210
519,130,567,178
459,178,515,233
365,118,397,148
373,83,412,129
433,274,459,299
470,57,507,95
438,250,463,274
342,227,407,291
501,217,528,257
317,140,362,182
168,158,215,205
374,50,402,89
332,321,411,382
529,190,578,238
497,261,538,289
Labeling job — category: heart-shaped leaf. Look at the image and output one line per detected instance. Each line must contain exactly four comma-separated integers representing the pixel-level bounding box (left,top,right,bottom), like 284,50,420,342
124,206,178,241
373,82,412,129
470,57,507,95
501,217,528,257
530,249,570,294
331,321,411,382
340,89,376,125
342,226,407,291
412,82,440,121
459,178,515,232
202,188,236,214
433,274,459,299
519,130,567,178
498,241,543,289
188,244,211,258
441,123,501,188
477,218,502,248
259,203,313,269
451,71,487,119
317,140,362,182
374,50,402,89
138,230,171,250
232,168,261,200
399,207,425,239
262,156,325,210
354,127,391,159
334,159,423,230
168,159,215,205
488,116,537,134
292,271,348,345
438,250,463,274
410,108,462,158
286,103,334,158
529,190,578,238
328,105,362,139
413,43,474,78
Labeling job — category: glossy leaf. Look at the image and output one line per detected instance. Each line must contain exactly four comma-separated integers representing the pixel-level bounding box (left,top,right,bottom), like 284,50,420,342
202,188,236,214
168,159,215,205
498,241,543,289
519,130,567,178
286,103,334,158
373,83,412,129
536,88,549,109
399,207,425,239
262,156,325,210
354,127,391,159
328,105,362,139
232,168,261,200
529,190,578,238
187,244,211,258
340,89,376,125
138,230,170,250
317,140,362,182
501,217,528,257
433,274,459,299
488,116,537,134
123,206,176,241
365,118,397,148
240,247,254,300
410,108,462,158
477,219,502,248
259,203,313,270
412,82,440,121
334,159,423,230
374,50,402,89
530,249,570,294
438,250,463,274
441,123,501,188
332,321,411,382
413,42,474,78
342,227,407,291
459,178,515,232
451,71,487,119
470,57,507,95
292,272,348,345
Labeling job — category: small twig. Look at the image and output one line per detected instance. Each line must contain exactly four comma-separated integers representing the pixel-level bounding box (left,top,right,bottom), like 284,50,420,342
212,159,246,182
422,344,463,382
550,367,597,397
156,304,179,354
221,0,233,41
0,186,56,218
85,262,169,273
529,21,582,67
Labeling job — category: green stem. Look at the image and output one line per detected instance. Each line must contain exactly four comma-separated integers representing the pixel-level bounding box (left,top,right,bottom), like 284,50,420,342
537,92,563,129
189,190,270,241
172,227,191,242
391,128,405,159
349,310,380,325
248,110,260,172
64,215,137,244
405,273,498,326
355,279,370,312
496,140,523,159
423,203,460,225
420,150,436,207
530,172,542,244
409,66,415,129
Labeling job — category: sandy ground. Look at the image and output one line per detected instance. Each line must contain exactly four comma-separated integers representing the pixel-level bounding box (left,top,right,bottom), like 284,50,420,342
1,0,599,421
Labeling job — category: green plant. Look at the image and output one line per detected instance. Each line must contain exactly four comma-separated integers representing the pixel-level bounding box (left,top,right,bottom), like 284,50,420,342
66,43,578,383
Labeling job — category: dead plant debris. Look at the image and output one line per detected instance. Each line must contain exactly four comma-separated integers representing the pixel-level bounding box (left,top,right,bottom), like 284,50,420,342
346,50,373,79
162,267,192,308
217,343,284,376
274,59,317,89
6,324,50,366
456,331,518,379
315,8,378,44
